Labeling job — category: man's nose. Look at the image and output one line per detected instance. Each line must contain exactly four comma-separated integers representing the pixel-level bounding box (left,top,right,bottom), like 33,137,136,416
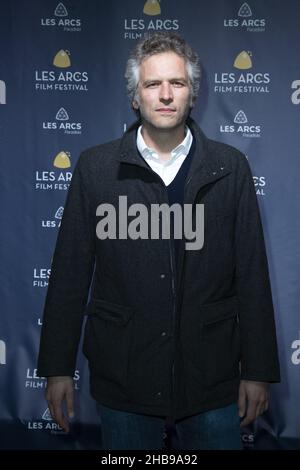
159,82,173,102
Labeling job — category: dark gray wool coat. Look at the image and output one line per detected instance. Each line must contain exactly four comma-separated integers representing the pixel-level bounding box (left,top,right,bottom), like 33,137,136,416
37,117,280,420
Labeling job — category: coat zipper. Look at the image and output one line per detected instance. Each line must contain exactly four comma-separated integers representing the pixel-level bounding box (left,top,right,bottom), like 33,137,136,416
122,159,193,420
168,210,176,422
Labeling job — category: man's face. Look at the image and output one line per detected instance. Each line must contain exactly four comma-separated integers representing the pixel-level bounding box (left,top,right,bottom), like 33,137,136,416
133,52,192,130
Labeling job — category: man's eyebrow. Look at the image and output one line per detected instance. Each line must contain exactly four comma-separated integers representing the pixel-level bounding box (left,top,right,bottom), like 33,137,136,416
142,77,188,85
170,77,189,82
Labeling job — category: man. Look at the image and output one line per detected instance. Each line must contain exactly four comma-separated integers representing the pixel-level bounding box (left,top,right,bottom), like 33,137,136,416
37,32,280,450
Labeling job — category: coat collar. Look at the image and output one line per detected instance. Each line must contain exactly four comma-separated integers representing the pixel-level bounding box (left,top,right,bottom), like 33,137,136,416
117,117,231,201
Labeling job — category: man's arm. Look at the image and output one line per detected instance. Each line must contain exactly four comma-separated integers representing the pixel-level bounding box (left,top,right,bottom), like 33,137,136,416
37,152,96,420
234,154,280,424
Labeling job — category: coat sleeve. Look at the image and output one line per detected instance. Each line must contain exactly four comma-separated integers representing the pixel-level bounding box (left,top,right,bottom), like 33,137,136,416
234,155,280,383
37,152,96,377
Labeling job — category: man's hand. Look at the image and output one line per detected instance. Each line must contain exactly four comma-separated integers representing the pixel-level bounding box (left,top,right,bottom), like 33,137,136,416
238,380,269,427
45,376,74,433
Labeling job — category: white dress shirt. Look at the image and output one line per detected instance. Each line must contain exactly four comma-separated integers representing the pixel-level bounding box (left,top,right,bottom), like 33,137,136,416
136,125,193,186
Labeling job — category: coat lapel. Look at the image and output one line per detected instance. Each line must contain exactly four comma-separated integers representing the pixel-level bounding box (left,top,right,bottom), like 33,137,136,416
117,118,232,204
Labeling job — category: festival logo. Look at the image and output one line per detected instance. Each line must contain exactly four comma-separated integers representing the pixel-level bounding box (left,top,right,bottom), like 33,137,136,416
42,108,83,135
219,110,261,138
40,2,82,32
35,151,72,192
224,2,266,32
214,51,270,94
25,368,80,391
41,207,64,229
35,50,88,92
124,0,179,40
253,176,266,196
33,267,51,288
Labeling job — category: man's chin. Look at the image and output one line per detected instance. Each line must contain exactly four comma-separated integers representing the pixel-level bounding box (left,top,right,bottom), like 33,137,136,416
150,118,184,131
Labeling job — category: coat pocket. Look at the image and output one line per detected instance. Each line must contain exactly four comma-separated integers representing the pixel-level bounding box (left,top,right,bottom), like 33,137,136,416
83,298,134,388
191,296,240,387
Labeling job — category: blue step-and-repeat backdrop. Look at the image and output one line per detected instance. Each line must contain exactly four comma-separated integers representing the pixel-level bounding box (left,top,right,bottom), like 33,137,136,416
0,0,300,450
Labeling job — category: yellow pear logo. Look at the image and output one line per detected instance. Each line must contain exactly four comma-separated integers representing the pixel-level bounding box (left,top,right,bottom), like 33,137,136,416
53,49,71,68
233,51,252,70
143,0,161,16
53,151,71,169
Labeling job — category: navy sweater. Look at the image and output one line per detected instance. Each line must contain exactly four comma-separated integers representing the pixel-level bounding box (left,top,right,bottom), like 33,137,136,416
166,138,195,266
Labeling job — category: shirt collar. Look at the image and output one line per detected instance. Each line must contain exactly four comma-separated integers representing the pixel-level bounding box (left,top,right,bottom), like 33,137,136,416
136,125,193,164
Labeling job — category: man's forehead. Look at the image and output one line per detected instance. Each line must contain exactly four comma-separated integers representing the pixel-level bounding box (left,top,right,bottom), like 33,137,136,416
139,52,188,78
141,51,186,65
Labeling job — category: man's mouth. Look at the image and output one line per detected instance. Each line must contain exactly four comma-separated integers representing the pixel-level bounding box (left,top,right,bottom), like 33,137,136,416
156,108,176,114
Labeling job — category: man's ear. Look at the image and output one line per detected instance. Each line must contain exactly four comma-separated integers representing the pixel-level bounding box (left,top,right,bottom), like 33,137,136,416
132,100,139,110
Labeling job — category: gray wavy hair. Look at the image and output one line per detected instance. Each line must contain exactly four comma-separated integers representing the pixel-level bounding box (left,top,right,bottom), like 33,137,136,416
125,32,201,108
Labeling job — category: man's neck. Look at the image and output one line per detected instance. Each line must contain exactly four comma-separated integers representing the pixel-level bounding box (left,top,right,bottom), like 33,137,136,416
141,123,186,161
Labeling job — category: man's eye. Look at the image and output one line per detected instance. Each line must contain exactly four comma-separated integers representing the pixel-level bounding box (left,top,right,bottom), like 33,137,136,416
147,83,159,88
173,82,184,87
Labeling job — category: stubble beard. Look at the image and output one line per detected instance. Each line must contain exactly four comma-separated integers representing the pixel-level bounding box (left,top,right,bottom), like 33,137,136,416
140,104,191,133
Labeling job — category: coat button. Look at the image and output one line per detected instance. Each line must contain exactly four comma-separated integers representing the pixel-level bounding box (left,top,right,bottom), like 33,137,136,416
161,331,167,337
156,391,162,398
160,274,165,279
